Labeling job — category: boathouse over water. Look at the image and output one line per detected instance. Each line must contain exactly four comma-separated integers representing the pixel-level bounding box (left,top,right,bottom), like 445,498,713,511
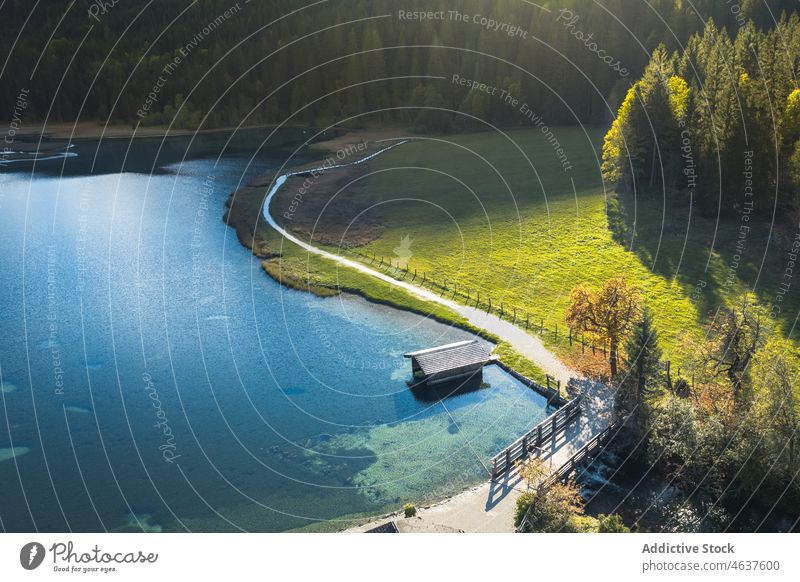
404,340,492,385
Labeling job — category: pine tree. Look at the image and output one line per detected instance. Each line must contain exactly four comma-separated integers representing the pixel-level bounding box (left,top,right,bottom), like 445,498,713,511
616,307,663,446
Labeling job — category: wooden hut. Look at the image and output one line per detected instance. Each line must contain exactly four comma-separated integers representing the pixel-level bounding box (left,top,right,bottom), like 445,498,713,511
404,340,491,385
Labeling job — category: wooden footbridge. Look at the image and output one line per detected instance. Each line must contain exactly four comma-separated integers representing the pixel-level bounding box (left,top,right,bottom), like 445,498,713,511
403,340,618,497
489,380,619,490
538,421,619,490
490,397,581,477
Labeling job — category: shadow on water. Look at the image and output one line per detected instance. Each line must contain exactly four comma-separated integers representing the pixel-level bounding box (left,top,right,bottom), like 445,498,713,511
3,126,341,177
407,373,488,403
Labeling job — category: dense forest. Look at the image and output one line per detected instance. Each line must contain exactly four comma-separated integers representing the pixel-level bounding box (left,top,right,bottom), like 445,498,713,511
602,15,800,219
2,0,798,131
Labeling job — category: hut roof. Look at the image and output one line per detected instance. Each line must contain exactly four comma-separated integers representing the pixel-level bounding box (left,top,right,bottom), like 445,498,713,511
404,340,491,376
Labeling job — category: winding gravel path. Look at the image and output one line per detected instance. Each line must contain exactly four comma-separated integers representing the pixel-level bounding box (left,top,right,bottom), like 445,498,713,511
261,140,573,384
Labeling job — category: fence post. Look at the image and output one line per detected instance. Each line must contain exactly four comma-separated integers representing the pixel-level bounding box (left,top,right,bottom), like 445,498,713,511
522,436,528,457
541,319,544,334
665,359,672,389
569,328,572,346
525,314,529,329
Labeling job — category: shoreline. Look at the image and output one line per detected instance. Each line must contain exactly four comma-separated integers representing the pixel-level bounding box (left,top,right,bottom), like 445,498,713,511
344,471,526,533
6,120,311,142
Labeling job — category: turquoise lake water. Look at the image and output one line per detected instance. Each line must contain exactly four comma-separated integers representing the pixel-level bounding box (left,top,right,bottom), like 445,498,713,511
0,131,550,532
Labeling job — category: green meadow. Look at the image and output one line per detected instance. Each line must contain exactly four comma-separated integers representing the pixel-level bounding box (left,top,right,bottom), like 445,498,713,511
268,126,796,373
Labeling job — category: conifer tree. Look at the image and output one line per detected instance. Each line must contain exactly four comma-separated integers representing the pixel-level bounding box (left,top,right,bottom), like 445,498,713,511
616,307,662,445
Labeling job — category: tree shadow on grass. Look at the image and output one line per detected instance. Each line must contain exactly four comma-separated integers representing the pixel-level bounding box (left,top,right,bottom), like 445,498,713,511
608,189,738,318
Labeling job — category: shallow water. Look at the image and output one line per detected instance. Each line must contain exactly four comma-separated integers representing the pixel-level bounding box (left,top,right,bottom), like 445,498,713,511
0,131,551,532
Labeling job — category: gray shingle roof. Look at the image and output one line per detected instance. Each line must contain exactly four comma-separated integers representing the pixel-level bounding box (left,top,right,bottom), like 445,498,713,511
404,340,491,376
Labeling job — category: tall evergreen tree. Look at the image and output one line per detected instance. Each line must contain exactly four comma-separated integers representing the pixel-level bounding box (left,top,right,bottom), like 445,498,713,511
616,307,663,447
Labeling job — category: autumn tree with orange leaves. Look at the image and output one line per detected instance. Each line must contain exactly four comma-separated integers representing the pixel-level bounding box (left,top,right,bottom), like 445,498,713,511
565,276,640,377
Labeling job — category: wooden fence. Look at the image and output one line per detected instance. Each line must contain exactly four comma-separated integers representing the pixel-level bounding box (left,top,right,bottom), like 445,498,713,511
538,421,619,491
347,251,619,354
346,252,691,385
489,397,581,478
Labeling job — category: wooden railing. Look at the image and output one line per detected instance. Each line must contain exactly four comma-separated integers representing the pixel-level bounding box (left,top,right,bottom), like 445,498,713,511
490,397,581,478
538,421,619,490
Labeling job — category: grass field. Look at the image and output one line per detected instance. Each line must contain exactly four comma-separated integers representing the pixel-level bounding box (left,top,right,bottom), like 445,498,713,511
261,125,798,376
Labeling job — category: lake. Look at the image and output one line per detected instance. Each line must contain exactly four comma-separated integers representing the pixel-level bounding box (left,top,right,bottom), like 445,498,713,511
0,129,550,532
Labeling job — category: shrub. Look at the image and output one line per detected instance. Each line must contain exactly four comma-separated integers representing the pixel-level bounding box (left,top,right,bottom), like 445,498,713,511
514,482,584,532
598,514,630,533
403,503,417,518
